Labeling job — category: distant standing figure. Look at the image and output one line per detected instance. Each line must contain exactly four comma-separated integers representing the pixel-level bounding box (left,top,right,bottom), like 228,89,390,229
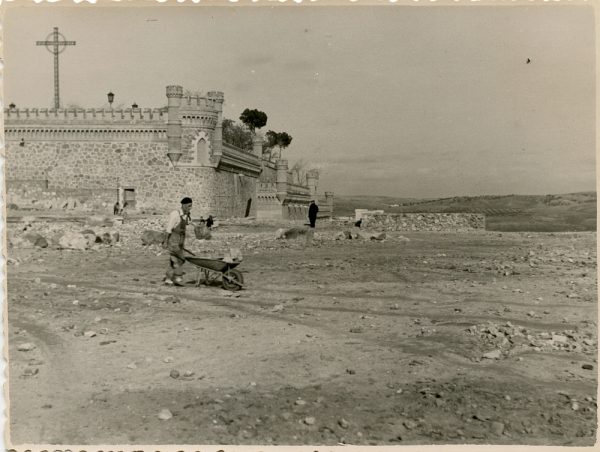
354,218,362,228
206,215,214,230
308,200,319,228
113,202,120,215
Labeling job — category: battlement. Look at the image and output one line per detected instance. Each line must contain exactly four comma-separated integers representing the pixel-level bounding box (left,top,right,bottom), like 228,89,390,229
4,107,167,124
179,94,223,112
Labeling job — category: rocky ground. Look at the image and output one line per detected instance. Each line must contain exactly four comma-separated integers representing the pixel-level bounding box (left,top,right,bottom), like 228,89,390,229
5,214,598,446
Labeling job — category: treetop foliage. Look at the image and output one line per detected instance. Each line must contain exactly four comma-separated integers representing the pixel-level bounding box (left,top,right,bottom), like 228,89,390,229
239,108,268,132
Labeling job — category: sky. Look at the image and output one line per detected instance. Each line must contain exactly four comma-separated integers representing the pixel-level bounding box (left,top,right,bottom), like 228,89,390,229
2,3,596,198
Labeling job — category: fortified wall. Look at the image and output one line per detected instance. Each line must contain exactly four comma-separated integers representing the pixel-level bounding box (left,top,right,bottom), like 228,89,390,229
360,212,486,231
257,160,333,221
5,86,260,217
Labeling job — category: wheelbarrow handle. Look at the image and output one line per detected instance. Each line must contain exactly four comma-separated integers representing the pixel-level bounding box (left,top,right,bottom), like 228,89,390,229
183,247,196,256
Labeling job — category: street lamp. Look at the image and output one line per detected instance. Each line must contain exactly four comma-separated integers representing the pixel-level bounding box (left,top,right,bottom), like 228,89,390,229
107,91,114,109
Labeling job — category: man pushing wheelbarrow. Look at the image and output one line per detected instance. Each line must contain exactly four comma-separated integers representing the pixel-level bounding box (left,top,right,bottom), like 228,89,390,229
164,197,194,286
164,197,244,291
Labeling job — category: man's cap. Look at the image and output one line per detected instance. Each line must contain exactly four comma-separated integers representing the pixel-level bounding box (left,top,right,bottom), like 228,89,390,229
181,197,193,205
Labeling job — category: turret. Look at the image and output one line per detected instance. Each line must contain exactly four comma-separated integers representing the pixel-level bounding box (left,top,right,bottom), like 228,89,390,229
306,169,319,199
166,85,183,165
276,159,289,202
325,191,334,215
207,91,224,156
252,133,263,158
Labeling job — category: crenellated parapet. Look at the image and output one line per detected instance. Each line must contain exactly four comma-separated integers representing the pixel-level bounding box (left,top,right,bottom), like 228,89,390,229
4,127,167,142
4,107,169,143
4,107,167,124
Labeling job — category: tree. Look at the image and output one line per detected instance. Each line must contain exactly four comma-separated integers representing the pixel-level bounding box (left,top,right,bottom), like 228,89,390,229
222,118,253,150
239,108,268,133
261,130,279,162
265,130,279,148
275,131,293,159
262,130,293,160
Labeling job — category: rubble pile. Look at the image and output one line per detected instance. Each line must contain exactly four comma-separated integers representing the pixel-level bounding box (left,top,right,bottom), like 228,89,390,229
7,217,121,250
7,186,111,212
467,321,597,359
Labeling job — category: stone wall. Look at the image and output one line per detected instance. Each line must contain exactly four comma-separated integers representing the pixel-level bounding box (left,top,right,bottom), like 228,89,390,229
5,85,323,220
362,213,485,231
5,139,256,216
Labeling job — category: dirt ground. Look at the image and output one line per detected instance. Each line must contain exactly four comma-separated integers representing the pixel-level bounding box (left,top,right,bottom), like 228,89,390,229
6,218,598,446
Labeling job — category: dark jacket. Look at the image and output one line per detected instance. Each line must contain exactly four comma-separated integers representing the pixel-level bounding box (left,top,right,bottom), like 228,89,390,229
308,202,319,219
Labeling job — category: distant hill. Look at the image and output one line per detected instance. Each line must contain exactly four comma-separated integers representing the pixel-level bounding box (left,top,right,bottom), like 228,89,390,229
333,192,597,232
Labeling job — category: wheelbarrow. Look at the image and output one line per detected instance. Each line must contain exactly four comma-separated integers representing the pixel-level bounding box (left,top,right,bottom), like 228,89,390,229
185,255,244,291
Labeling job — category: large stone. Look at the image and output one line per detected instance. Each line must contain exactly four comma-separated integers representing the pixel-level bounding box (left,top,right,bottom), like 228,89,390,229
194,224,212,240
482,350,502,360
275,227,308,240
86,215,114,227
23,232,44,245
58,231,95,250
141,230,166,246
95,231,120,245
34,237,49,248
158,409,173,420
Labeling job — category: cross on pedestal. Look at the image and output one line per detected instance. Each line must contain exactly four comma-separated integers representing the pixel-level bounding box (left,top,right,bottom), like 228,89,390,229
36,27,76,109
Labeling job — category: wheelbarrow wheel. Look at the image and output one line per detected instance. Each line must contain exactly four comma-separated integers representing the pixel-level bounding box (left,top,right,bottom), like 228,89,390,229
222,269,244,291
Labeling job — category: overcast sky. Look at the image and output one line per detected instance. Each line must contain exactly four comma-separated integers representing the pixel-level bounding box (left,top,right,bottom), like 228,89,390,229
3,4,596,198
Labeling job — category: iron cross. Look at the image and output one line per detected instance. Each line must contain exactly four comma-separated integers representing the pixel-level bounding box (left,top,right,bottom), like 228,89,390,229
36,27,76,109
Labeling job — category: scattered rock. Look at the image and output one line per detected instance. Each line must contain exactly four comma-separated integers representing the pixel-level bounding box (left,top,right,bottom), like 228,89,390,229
17,343,36,352
490,421,504,435
482,350,501,360
58,231,95,250
194,224,212,240
22,368,39,377
158,408,173,420
275,227,308,240
552,334,568,344
403,420,417,430
141,230,166,246
304,416,316,425
338,418,350,429
170,369,180,379
84,331,97,338
295,399,307,406
369,232,386,241
34,237,49,248
582,364,594,370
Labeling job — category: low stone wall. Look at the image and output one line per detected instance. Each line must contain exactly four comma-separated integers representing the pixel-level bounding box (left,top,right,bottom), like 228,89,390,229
362,213,485,231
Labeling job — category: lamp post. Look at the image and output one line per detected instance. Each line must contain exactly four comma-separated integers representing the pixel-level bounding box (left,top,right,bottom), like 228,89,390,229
107,91,114,109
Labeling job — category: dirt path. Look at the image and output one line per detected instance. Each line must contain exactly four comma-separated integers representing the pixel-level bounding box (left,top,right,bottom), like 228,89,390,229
6,228,597,445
